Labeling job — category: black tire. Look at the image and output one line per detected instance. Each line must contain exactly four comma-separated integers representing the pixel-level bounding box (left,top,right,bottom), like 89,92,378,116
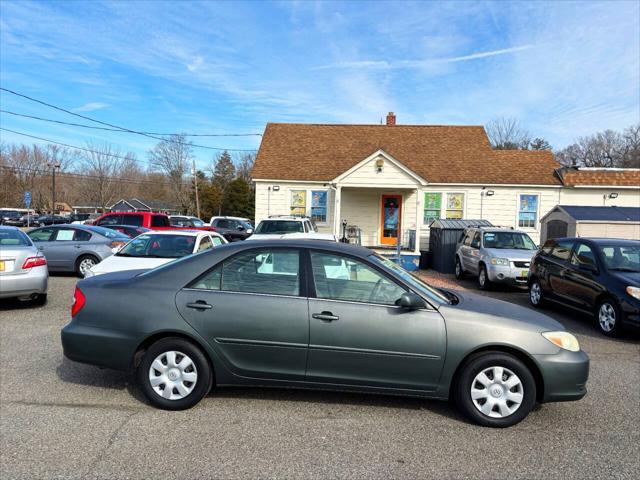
455,257,464,279
75,255,99,278
137,337,212,410
32,294,47,306
528,278,545,308
596,298,623,337
478,264,491,290
454,352,536,428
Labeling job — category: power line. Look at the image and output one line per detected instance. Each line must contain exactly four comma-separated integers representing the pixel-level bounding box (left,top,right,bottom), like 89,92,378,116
0,127,153,165
0,87,259,152
0,109,262,137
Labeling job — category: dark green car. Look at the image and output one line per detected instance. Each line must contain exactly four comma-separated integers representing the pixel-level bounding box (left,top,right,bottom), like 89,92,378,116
61,240,589,427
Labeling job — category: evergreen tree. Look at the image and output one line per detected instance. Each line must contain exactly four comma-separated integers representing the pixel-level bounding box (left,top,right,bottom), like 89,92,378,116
212,151,236,190
222,177,254,218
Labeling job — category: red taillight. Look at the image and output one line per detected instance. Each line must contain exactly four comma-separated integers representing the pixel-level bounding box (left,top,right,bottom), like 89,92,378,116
71,286,86,317
22,256,47,269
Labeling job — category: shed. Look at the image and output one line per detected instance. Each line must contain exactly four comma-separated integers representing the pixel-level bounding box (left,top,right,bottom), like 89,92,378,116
540,205,640,243
428,219,493,273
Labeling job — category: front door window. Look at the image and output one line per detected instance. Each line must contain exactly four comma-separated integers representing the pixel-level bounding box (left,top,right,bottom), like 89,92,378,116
381,195,402,245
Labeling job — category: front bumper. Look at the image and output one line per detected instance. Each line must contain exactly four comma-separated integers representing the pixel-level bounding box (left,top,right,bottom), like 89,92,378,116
533,349,589,403
0,269,48,299
620,296,640,330
61,320,143,371
486,264,530,285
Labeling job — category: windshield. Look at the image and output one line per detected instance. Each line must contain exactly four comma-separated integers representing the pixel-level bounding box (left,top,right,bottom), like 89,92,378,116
255,220,303,234
369,254,451,305
483,231,536,250
0,228,31,246
84,226,129,240
117,234,196,258
600,243,640,272
240,221,253,230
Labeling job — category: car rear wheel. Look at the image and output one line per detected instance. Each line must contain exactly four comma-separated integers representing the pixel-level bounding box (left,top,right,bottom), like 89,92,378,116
138,337,212,410
455,257,464,279
529,279,545,308
75,255,98,278
455,352,536,428
478,265,491,290
597,298,622,337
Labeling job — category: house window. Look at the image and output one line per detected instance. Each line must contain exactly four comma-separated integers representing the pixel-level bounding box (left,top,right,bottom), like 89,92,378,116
518,194,539,228
423,192,442,224
310,190,327,223
290,190,306,216
445,193,464,219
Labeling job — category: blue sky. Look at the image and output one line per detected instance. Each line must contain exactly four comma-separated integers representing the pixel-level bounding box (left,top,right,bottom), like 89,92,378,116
1,0,638,169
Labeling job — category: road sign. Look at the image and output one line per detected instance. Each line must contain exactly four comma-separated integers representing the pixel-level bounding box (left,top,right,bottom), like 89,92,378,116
24,191,31,208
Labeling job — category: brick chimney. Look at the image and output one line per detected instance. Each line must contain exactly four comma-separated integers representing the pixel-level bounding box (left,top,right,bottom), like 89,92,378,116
386,112,396,126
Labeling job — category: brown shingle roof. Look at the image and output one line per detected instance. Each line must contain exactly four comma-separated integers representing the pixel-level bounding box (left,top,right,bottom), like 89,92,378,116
560,169,640,187
252,123,561,185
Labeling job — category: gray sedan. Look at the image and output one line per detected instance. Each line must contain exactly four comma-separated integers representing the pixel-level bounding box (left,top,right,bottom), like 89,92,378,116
27,225,129,277
0,226,48,304
61,240,589,427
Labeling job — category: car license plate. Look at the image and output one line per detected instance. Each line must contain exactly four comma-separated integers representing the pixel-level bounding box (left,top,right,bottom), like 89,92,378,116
0,260,4,272
521,269,529,278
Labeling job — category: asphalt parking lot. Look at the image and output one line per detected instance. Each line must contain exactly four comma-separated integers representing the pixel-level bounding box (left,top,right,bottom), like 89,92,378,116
1,274,639,479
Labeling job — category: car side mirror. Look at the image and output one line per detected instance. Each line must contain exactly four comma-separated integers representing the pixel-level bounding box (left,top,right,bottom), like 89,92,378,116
396,292,427,310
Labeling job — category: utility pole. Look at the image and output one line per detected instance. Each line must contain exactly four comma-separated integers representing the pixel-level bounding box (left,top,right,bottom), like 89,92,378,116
192,159,200,219
48,162,61,214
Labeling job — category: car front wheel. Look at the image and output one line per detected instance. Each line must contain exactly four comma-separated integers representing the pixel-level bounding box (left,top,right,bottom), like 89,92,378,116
138,337,212,410
455,257,464,279
455,352,536,428
597,298,622,337
478,265,491,290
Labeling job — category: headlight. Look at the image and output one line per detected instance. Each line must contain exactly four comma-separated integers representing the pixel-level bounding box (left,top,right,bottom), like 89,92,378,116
626,286,640,300
542,331,580,352
490,258,509,266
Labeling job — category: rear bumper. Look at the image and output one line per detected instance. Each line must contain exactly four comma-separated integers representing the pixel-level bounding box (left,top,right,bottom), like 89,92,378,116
61,320,143,371
0,270,48,299
533,349,589,403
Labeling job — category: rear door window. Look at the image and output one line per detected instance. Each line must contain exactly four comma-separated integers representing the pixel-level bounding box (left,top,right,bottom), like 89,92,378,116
54,229,76,241
571,243,597,268
121,215,144,226
550,240,574,261
73,230,92,242
97,214,122,226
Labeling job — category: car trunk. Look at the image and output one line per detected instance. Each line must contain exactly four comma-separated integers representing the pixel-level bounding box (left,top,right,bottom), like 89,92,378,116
0,245,38,276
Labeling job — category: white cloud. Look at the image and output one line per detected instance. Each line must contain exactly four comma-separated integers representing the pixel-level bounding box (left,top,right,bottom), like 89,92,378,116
73,102,110,112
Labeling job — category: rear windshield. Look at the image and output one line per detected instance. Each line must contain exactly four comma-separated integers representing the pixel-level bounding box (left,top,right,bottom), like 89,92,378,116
483,232,536,250
0,228,31,246
255,220,304,234
117,234,196,258
83,226,129,240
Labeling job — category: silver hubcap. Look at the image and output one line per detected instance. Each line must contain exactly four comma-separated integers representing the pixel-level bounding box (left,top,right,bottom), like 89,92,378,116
471,366,524,418
479,269,486,286
148,351,198,400
599,303,616,332
530,283,541,304
79,258,95,275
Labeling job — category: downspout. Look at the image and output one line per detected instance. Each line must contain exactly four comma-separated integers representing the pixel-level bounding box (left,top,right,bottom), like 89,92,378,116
327,183,338,237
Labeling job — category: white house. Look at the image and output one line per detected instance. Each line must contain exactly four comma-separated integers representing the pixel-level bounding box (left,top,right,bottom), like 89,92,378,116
252,113,640,264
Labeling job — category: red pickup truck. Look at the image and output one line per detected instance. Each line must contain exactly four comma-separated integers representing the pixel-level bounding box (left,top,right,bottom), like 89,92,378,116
90,212,216,232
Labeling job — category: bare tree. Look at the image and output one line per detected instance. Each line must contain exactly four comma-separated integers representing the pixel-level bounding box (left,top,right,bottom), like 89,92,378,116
620,125,640,168
148,134,193,212
554,126,640,168
486,117,531,150
236,152,256,183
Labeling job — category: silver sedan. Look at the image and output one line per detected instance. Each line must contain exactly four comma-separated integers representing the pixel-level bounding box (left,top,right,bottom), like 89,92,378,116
0,226,48,304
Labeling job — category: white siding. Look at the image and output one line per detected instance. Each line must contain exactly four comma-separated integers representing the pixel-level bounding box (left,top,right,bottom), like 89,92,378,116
559,188,640,208
254,181,335,234
576,222,640,239
339,156,421,187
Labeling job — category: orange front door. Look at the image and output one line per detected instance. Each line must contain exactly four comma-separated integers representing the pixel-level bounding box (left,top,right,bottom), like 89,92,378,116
380,195,402,245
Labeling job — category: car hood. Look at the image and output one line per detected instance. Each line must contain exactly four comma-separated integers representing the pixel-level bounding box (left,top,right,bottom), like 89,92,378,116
88,254,173,276
484,248,536,261
247,233,336,241
440,290,564,333
609,270,640,285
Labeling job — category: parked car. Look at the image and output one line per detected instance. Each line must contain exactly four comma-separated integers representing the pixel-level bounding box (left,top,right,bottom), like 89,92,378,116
26,225,129,277
169,216,207,228
0,226,48,305
34,215,71,227
73,212,101,225
93,211,216,232
85,230,227,278
0,210,24,226
528,237,640,337
455,227,538,289
209,216,254,241
101,225,151,238
248,216,336,241
62,239,588,427
19,213,39,227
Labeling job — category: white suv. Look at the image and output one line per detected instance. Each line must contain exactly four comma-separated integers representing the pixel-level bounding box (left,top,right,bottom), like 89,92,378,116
248,216,337,242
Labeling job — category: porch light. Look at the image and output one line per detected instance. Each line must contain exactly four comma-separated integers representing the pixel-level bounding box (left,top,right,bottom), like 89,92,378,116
272,185,280,191
486,190,495,196
375,158,384,172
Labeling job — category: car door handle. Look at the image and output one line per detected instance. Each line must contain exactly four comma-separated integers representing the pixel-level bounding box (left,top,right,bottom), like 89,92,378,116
186,301,212,310
312,311,339,322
